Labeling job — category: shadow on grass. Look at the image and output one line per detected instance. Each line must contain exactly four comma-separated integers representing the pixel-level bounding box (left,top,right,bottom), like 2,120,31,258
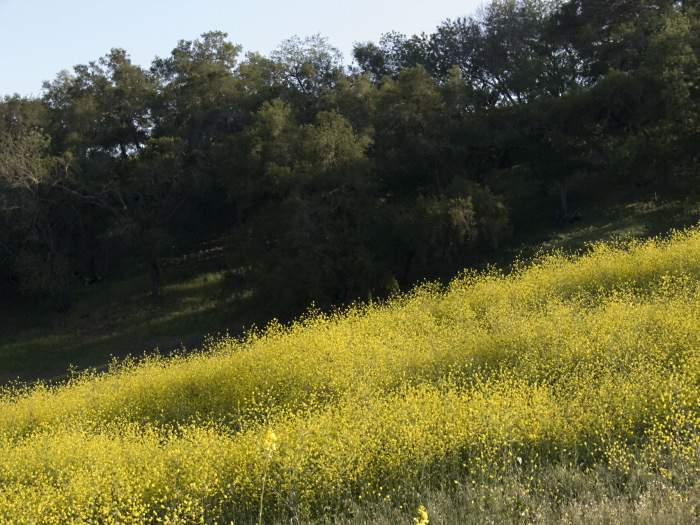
495,171,700,269
0,269,260,386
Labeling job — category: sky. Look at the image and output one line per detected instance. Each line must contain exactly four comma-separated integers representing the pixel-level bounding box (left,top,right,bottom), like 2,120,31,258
0,0,485,98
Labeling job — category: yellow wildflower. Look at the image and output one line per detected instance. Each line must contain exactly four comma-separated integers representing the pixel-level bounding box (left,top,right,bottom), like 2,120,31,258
263,430,278,457
414,504,429,525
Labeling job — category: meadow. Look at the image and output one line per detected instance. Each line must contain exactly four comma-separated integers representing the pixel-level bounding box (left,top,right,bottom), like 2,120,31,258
3,226,700,523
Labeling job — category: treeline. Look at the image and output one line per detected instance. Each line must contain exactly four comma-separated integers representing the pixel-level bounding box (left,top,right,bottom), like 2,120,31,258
1,0,699,316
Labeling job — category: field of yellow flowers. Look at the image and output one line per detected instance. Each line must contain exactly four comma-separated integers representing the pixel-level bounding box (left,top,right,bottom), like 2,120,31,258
3,227,700,524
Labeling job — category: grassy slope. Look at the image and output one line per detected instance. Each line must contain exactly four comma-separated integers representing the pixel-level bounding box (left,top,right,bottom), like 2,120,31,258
2,216,700,522
0,246,258,384
2,177,700,386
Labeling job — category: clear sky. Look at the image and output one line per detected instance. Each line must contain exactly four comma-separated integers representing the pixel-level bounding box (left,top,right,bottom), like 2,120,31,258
0,0,485,98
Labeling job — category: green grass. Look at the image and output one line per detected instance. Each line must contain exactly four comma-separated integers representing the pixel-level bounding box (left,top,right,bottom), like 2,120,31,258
308,464,700,525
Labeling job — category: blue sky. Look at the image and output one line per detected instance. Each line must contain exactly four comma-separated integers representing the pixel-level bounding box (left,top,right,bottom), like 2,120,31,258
0,0,484,98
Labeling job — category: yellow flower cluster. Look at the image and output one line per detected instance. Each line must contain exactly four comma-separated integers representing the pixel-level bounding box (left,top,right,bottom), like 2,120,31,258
2,226,700,522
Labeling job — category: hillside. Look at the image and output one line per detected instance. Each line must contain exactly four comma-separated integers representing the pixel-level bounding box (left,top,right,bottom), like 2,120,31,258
2,187,699,386
2,224,700,523
4,0,700,356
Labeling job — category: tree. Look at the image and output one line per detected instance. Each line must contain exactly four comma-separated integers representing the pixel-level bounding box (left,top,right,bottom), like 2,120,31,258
270,34,344,114
116,137,188,297
371,66,454,194
604,4,700,188
428,0,582,104
554,0,691,82
320,72,380,132
237,52,284,105
352,31,431,81
351,41,390,81
43,48,154,160
151,31,244,145
41,46,214,298
228,100,384,314
0,127,76,309
0,95,49,133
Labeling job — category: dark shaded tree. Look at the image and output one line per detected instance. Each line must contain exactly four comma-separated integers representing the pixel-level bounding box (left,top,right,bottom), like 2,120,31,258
0,127,76,309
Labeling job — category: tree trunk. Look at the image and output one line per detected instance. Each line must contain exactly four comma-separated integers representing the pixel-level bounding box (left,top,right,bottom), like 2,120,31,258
559,179,569,218
554,179,569,222
148,256,161,298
